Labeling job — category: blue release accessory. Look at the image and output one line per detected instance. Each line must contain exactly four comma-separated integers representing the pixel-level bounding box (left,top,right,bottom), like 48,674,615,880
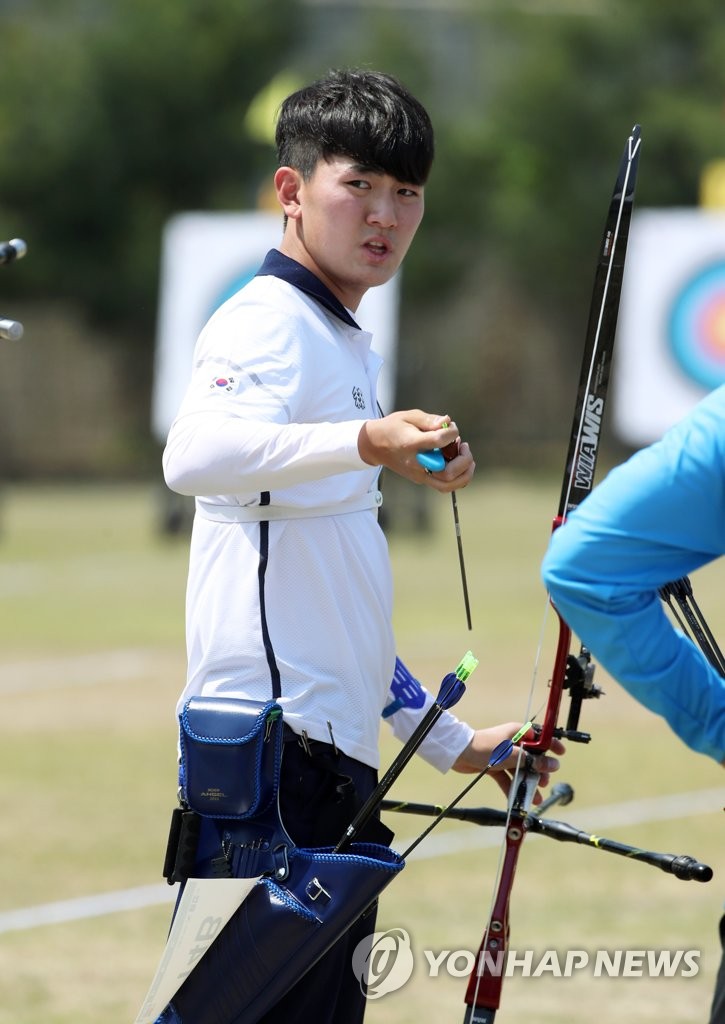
416,449,446,473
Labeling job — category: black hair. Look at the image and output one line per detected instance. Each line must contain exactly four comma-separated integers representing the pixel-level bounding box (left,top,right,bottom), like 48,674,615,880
275,68,434,185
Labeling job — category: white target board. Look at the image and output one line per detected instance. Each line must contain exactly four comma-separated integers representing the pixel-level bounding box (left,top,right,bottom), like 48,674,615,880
612,208,725,447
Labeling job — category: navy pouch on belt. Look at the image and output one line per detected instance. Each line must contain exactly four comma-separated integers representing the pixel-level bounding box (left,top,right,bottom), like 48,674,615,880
179,696,283,819
163,697,285,885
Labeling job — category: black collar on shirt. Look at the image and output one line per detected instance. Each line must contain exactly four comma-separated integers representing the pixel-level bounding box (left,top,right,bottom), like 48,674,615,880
256,249,361,330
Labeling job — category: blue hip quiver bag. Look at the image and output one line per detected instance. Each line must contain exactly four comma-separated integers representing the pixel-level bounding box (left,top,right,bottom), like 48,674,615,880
158,696,404,1024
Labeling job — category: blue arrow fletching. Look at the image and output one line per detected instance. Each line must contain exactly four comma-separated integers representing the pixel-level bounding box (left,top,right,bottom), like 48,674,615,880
436,652,478,709
444,678,466,709
489,738,514,767
488,719,534,768
436,672,467,710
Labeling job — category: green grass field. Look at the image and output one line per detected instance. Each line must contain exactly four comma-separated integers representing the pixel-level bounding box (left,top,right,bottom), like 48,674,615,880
0,478,722,1023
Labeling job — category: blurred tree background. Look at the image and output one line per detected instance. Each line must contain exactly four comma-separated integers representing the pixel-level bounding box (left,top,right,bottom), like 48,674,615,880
0,0,724,479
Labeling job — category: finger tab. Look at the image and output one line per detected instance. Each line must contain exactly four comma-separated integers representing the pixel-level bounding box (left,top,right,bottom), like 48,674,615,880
441,439,459,462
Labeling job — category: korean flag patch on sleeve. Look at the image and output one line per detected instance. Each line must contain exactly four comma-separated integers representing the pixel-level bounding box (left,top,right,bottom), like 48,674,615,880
209,375,237,393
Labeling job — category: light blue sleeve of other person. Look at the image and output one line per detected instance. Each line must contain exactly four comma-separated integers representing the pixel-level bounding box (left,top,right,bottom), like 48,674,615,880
541,385,725,763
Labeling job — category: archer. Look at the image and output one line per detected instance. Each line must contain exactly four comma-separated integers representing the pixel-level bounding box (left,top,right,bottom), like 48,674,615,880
153,67,563,1024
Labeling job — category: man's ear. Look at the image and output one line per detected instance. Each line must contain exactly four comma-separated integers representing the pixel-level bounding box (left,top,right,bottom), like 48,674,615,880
274,166,303,221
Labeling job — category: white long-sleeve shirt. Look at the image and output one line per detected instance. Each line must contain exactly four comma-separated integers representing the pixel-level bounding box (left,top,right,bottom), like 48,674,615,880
164,250,472,769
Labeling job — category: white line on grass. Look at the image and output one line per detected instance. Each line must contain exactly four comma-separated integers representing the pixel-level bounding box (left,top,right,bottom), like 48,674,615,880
0,884,176,933
0,787,720,935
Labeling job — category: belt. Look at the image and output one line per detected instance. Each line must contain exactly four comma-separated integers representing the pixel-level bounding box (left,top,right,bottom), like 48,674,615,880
196,490,383,523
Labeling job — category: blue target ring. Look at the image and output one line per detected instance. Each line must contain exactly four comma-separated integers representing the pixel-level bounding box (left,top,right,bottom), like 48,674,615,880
668,260,725,390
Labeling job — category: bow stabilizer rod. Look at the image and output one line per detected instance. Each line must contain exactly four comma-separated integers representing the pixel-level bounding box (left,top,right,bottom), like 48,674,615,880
379,799,712,882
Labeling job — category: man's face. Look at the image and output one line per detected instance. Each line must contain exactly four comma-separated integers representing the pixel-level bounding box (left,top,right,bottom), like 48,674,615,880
275,155,425,311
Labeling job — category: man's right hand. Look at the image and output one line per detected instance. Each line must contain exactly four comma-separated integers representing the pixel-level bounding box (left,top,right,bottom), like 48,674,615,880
358,410,475,491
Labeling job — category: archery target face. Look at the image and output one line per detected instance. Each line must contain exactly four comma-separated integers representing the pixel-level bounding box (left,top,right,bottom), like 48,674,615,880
612,209,725,447
667,259,725,390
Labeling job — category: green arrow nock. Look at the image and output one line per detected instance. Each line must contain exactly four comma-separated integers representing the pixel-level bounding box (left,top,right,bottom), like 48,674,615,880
511,720,534,744
454,650,479,682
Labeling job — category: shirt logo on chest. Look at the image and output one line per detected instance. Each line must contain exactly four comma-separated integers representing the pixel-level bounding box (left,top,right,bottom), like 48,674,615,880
352,386,366,410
